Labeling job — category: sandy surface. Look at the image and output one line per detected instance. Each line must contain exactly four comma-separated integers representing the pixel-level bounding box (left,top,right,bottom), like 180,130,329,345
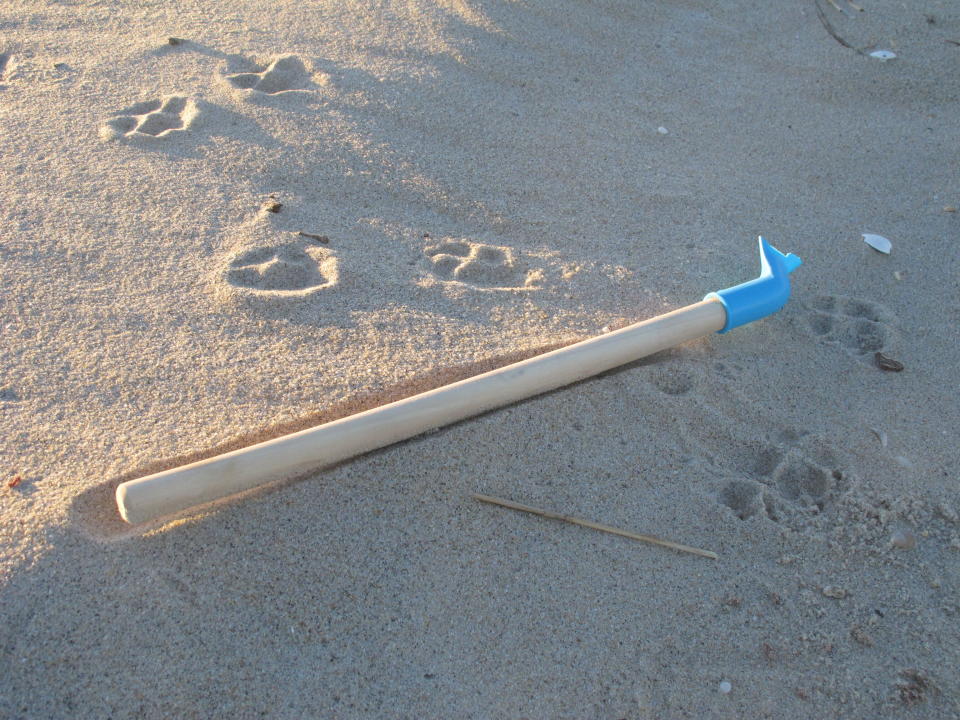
2,0,959,717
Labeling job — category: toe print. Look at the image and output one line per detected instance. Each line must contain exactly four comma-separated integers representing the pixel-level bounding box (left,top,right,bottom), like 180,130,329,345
719,480,767,521
101,96,198,140
224,236,338,300
424,240,541,290
221,55,320,99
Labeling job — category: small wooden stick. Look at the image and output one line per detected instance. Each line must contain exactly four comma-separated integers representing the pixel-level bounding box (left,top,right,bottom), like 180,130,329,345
472,493,718,560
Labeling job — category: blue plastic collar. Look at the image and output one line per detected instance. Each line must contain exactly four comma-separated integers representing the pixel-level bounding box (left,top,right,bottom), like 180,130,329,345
704,237,802,333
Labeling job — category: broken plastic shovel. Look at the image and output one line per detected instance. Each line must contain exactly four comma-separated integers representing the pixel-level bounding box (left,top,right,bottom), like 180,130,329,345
116,237,801,525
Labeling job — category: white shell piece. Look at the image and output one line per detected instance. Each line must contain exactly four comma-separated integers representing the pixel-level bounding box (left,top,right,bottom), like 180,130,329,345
891,529,916,549
863,233,892,254
869,427,888,448
869,50,896,61
895,455,914,469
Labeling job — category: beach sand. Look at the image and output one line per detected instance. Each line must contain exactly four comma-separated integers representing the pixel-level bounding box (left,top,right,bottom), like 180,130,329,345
1,0,958,716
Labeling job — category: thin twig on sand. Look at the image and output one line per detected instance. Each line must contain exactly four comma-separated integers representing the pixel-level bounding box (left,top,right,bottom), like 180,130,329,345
472,492,718,560
814,0,867,55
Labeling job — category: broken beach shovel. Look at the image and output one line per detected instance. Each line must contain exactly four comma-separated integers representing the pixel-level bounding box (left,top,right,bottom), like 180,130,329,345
116,237,801,525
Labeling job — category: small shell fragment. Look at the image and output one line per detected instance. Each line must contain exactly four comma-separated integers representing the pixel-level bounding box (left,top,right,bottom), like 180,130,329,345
891,529,916,549
719,680,732,694
863,233,892,254
822,585,848,599
657,126,668,135
850,626,874,647
869,427,889,448
869,50,897,61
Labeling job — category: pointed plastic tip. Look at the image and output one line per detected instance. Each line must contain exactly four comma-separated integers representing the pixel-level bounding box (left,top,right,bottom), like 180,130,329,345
759,236,802,274
705,237,802,333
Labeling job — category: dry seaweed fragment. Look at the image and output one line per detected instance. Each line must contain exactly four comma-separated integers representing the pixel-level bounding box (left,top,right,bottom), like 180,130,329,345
298,231,329,243
896,669,938,705
875,352,904,372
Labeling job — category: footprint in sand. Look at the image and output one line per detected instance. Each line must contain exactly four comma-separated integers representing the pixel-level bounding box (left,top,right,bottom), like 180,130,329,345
225,235,338,300
805,295,894,358
100,95,199,140
424,239,542,290
649,362,702,397
0,52,10,82
221,55,319,99
719,434,847,528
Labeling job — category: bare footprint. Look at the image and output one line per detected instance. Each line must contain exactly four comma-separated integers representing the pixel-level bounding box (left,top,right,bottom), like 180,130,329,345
100,95,199,140
806,294,894,358
224,235,338,300
221,55,320,99
424,240,541,290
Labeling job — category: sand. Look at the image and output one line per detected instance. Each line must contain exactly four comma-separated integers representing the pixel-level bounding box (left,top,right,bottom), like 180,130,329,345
1,0,959,717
